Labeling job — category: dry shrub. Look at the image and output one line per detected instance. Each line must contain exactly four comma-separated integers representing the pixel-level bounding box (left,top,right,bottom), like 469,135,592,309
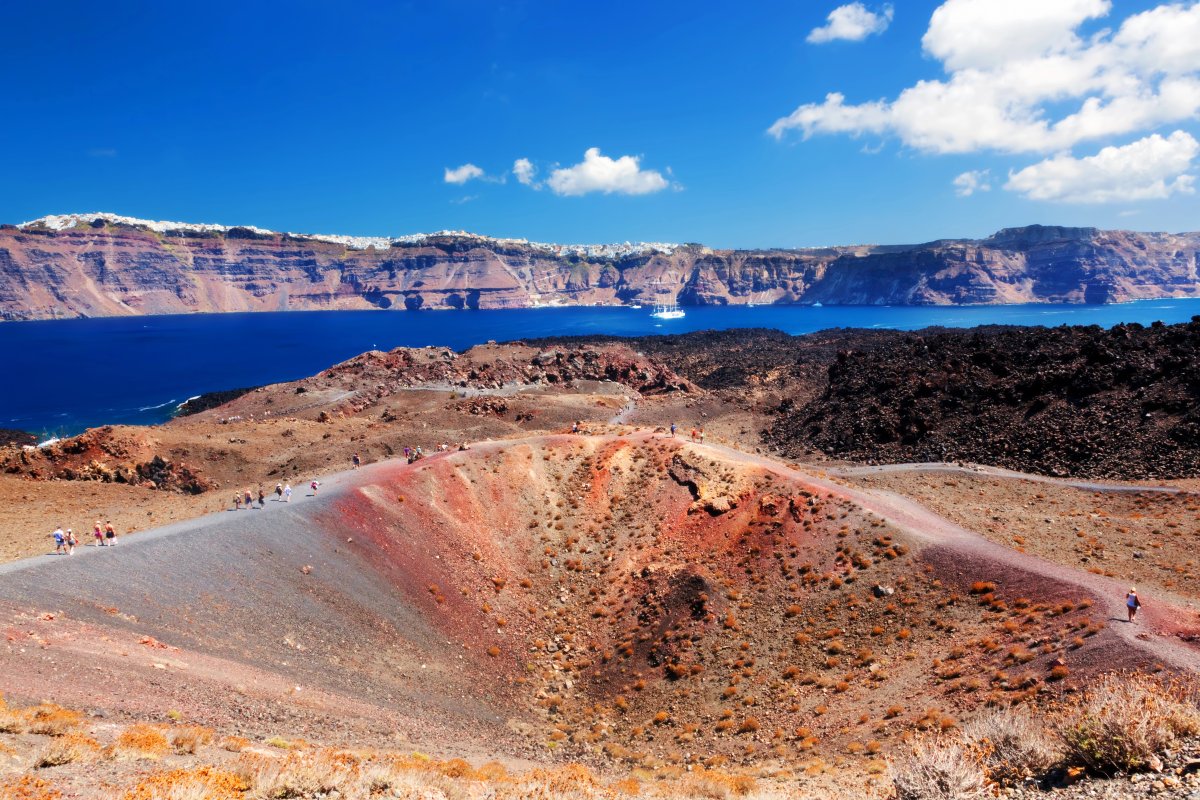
0,703,82,737
235,750,359,797
1058,673,1200,775
35,733,102,768
0,705,25,734
891,739,987,800
110,724,170,761
169,726,213,755
737,717,760,734
218,735,249,753
961,709,1058,786
668,769,756,798
117,766,248,800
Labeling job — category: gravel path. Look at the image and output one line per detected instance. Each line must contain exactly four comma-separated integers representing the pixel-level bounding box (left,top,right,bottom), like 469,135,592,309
826,461,1195,495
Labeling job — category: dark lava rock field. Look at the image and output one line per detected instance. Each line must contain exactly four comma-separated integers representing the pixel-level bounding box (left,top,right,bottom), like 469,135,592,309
767,318,1200,479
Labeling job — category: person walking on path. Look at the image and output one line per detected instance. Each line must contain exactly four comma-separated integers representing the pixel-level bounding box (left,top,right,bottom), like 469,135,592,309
234,492,242,510
244,489,254,509
572,420,579,434
275,483,283,501
258,488,266,508
1126,587,1142,623
65,528,76,555
670,422,677,437
699,428,706,444
104,520,117,546
51,527,66,555
283,483,293,503
310,480,319,496
93,520,105,547
352,452,361,469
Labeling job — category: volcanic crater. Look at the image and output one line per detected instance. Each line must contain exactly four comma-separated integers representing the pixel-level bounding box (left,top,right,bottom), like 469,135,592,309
3,430,1187,777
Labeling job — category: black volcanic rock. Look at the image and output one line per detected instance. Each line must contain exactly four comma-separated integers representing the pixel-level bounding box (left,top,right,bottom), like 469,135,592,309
0,428,36,447
767,318,1200,479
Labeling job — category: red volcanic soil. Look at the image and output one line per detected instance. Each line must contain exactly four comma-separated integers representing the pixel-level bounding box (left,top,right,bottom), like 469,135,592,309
2,432,1197,774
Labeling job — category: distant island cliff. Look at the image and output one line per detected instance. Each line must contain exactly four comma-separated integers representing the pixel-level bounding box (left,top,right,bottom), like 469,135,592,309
2,213,1199,320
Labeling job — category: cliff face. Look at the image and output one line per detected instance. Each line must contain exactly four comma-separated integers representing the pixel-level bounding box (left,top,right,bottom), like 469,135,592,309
2,219,1198,320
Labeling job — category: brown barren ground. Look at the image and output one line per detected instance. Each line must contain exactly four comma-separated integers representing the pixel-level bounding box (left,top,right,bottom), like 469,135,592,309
4,432,1199,798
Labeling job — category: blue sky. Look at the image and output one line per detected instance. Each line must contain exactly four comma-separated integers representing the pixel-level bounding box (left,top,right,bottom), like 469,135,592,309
2,0,1198,248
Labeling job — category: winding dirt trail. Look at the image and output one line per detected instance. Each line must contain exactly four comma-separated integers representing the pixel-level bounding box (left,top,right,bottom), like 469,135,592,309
607,394,639,424
826,461,1196,495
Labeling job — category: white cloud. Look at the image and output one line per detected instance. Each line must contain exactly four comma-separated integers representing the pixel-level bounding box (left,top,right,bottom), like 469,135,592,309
953,169,992,196
444,163,484,185
1004,130,1199,202
546,148,670,196
513,158,537,186
923,0,1108,70
807,3,894,44
770,0,1200,156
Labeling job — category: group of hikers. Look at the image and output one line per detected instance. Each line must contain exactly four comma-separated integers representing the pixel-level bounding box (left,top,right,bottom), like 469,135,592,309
400,443,461,464
232,480,323,510
568,419,700,443
667,422,705,442
49,520,118,555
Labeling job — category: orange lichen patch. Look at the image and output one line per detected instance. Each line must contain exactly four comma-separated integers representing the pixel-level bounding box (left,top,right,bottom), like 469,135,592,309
0,776,62,800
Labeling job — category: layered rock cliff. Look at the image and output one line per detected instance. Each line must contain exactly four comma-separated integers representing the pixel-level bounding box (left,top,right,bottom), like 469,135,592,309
2,214,1198,320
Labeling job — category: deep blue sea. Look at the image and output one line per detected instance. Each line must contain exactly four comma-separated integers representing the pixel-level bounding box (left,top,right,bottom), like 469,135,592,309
5,299,1200,437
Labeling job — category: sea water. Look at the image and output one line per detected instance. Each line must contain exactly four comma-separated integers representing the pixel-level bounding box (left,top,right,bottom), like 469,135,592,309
4,299,1199,437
